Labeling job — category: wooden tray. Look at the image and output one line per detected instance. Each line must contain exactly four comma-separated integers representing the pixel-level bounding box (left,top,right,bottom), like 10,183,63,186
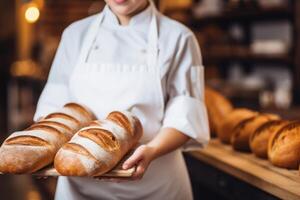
0,153,136,178
189,139,300,200
33,162,136,178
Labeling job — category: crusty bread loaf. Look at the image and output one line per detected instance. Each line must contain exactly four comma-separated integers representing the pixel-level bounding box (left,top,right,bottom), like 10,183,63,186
249,120,288,158
268,121,300,169
54,111,143,177
217,108,257,144
0,103,95,174
205,87,233,136
231,114,280,151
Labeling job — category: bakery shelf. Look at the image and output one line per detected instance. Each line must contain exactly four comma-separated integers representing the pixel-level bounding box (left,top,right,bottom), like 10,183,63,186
190,6,292,28
189,139,300,200
203,52,292,65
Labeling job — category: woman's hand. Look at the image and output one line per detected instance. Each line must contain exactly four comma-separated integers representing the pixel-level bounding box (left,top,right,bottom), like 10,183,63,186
122,144,157,180
94,144,157,182
95,127,189,182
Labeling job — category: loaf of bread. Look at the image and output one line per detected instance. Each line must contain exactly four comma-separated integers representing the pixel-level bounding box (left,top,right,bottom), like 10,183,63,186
54,111,143,176
231,114,280,151
249,120,288,158
268,121,300,169
0,103,94,174
217,108,257,144
205,87,233,136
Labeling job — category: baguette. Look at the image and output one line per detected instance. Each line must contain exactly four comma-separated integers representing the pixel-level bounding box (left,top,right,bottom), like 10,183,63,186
231,114,280,151
268,121,300,169
0,103,95,174
54,111,143,176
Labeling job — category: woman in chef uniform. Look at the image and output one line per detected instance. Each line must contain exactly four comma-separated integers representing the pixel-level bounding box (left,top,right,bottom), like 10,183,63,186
34,0,209,199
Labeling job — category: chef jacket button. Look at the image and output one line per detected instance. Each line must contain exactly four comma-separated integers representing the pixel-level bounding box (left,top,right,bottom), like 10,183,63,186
141,49,147,54
94,45,99,50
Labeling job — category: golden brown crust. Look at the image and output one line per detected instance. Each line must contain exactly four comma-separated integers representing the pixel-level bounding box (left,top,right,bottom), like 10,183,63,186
26,124,68,142
54,111,143,177
78,129,119,151
0,143,56,173
205,87,233,136
217,108,257,143
250,120,288,158
54,149,100,176
34,121,72,133
231,114,280,151
5,136,49,146
63,143,96,158
268,121,300,169
132,116,143,145
88,120,103,126
64,102,95,121
45,112,80,125
107,111,133,136
0,103,94,174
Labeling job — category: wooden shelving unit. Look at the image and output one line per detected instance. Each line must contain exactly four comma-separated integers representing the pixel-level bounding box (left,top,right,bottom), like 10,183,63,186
164,0,300,104
190,6,292,28
188,139,300,200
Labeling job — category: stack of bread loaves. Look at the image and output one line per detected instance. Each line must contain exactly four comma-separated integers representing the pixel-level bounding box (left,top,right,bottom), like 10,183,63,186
0,103,95,174
206,87,300,172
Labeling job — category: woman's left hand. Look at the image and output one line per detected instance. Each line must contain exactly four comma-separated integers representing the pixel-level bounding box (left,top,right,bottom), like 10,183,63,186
122,144,157,180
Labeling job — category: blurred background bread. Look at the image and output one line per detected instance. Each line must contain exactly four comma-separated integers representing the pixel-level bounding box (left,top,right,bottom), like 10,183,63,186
205,87,233,136
268,121,300,169
217,108,257,143
231,113,280,151
250,120,288,158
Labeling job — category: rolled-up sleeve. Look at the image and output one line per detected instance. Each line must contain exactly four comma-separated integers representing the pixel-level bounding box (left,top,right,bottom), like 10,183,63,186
162,32,210,149
33,30,73,121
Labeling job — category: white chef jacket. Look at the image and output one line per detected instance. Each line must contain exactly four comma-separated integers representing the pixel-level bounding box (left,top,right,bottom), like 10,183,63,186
34,3,210,200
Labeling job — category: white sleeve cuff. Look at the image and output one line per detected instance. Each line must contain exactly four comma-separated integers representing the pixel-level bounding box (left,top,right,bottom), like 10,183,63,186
162,95,210,150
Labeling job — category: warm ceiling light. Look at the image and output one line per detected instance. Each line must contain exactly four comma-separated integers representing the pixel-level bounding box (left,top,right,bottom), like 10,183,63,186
25,6,40,23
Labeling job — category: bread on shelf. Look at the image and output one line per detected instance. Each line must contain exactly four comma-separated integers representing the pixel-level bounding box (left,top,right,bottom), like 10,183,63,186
268,121,300,169
250,120,288,158
231,114,280,152
217,108,257,144
205,87,233,136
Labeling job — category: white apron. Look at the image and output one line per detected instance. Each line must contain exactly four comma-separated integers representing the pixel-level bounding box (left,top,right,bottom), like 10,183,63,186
55,3,193,200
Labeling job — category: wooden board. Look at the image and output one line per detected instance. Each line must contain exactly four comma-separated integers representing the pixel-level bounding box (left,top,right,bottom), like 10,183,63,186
33,162,136,178
0,153,136,178
189,139,300,200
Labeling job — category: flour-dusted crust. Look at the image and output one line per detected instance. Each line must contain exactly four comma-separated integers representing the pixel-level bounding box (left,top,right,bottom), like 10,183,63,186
54,111,143,177
0,102,95,174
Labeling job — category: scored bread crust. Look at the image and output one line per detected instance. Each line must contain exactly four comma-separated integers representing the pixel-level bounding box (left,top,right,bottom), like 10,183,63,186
249,120,288,158
231,114,280,151
54,111,143,177
0,102,95,174
217,108,257,144
268,121,300,169
204,87,233,136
